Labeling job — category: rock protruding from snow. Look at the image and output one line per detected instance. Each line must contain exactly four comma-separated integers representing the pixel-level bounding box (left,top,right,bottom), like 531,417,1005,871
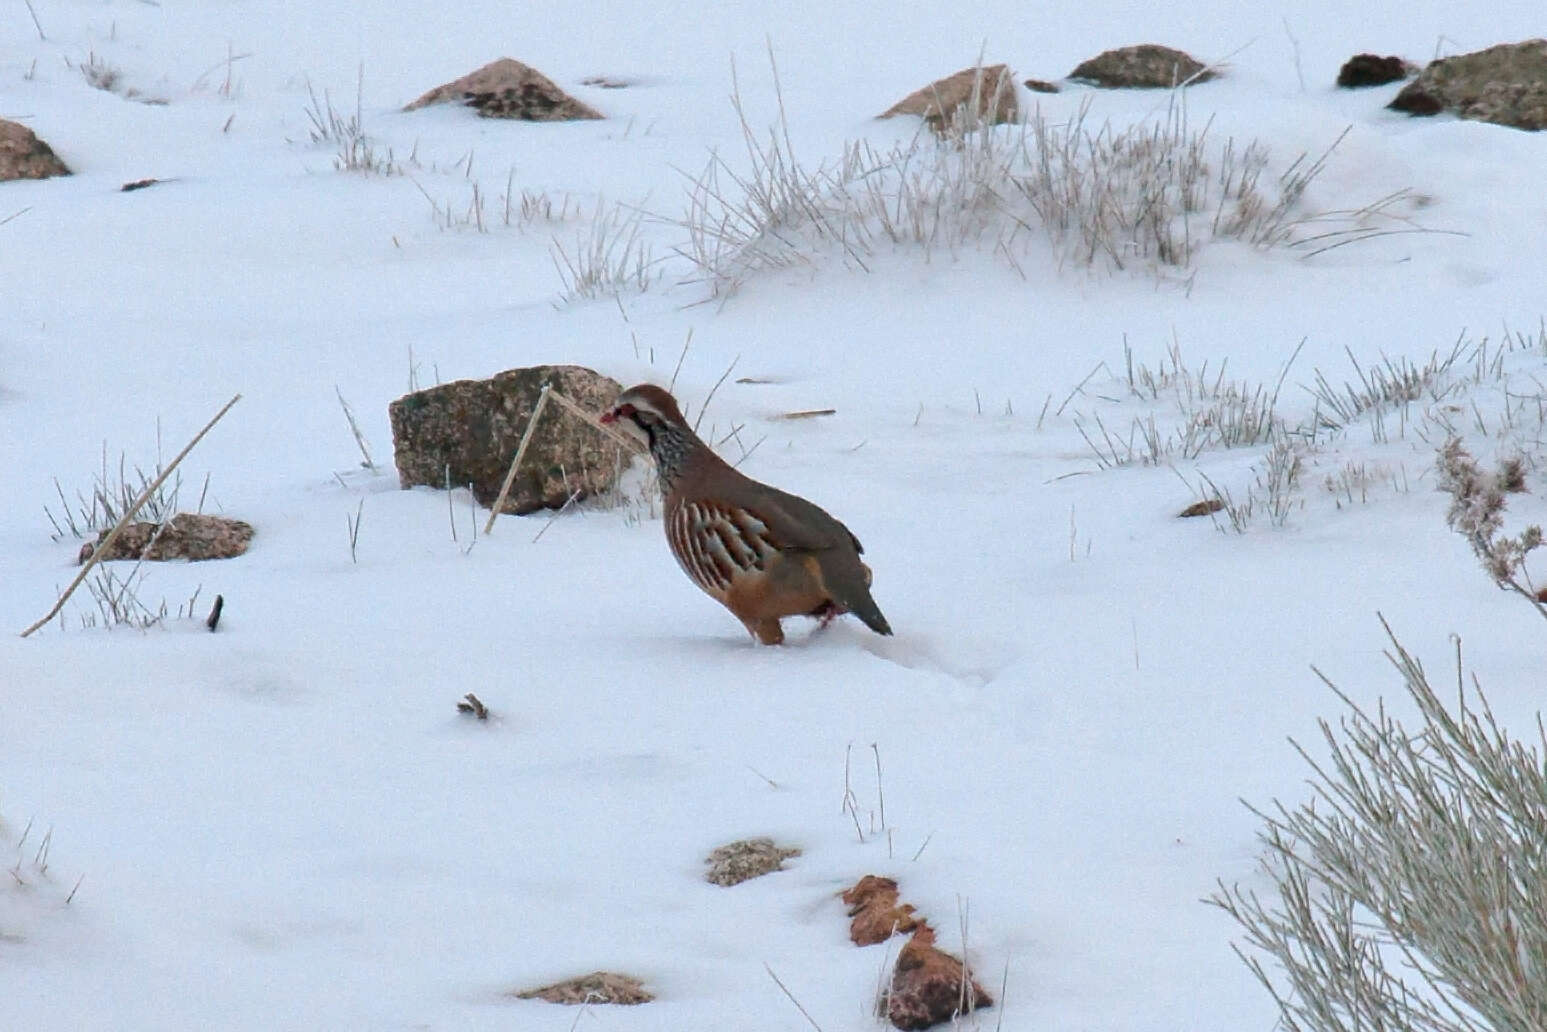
883,926,993,1031
388,364,624,515
842,875,922,945
841,875,993,1030
1336,53,1415,88
880,65,1019,132
704,838,800,886
514,972,652,1005
1389,39,1547,130
0,119,70,181
86,513,254,562
1068,44,1215,88
403,59,603,121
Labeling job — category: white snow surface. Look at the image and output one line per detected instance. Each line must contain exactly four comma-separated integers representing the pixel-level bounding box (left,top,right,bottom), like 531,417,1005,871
4,2,1547,1029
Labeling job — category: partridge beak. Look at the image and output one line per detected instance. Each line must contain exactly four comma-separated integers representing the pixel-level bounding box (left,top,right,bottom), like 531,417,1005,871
598,407,619,425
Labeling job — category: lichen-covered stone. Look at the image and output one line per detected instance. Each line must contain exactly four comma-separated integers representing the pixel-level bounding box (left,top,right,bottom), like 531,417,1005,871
514,972,651,1005
1069,45,1215,89
86,513,253,562
1390,39,1547,130
0,119,70,181
404,59,603,121
704,838,800,886
880,65,1019,132
388,365,624,515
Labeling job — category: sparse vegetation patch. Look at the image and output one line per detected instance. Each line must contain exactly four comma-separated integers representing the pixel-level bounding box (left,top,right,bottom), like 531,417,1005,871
674,69,1431,295
1213,621,1547,1032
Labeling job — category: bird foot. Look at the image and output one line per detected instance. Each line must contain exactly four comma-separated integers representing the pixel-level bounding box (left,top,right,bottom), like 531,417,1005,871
810,601,844,630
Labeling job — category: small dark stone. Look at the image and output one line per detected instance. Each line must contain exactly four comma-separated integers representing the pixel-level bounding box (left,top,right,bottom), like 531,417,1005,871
1337,54,1414,88
1177,498,1225,518
1023,78,1061,94
1388,83,1445,116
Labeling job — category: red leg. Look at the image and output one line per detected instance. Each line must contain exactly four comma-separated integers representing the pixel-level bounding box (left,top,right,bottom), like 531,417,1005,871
811,600,844,629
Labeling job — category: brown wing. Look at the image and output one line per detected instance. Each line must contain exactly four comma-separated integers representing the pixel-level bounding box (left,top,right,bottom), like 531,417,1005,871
713,471,866,556
666,499,784,599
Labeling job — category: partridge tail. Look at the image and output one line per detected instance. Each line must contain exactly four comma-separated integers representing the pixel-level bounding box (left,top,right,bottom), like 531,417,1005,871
819,552,893,637
847,589,893,637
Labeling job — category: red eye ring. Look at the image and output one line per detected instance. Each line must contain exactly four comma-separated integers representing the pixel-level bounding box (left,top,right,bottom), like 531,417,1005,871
600,401,637,425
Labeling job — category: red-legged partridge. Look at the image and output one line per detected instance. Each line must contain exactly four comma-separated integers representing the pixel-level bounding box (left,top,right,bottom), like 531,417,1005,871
601,384,892,645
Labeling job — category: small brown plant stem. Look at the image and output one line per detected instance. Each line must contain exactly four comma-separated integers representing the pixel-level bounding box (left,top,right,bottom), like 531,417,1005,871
23,0,46,40
763,963,825,1032
481,386,645,536
544,388,645,453
19,394,241,638
483,385,551,535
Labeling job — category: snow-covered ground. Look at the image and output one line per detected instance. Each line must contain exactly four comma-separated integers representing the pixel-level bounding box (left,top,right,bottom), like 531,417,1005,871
4,2,1545,1029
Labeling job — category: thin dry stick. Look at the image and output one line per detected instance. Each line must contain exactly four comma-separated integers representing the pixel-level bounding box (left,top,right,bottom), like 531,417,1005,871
763,963,826,1032
911,832,934,862
871,743,886,830
544,388,645,454
531,488,582,543
19,394,241,638
483,385,552,535
335,385,375,470
692,355,740,434
23,0,46,40
668,330,693,393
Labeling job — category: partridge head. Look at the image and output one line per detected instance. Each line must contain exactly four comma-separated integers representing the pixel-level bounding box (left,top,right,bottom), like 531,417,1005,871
601,384,892,645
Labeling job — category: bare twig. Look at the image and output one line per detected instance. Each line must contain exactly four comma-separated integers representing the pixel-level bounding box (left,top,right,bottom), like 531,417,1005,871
545,388,646,453
346,499,364,563
484,385,552,534
774,409,837,420
693,355,740,434
764,964,826,1032
871,743,886,830
23,0,46,40
335,385,376,470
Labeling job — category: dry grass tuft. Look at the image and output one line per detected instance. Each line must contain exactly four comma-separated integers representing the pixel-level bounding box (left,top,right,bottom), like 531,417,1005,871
672,61,1429,296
